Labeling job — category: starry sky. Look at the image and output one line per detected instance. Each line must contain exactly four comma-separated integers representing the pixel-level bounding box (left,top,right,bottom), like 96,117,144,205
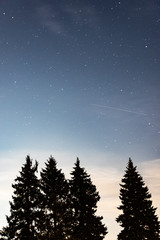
0,0,160,239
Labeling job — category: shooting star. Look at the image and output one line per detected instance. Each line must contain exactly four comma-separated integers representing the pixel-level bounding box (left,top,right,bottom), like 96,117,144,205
93,104,148,116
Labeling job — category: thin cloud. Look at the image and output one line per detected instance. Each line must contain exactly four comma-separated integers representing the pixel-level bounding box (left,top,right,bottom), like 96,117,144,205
36,3,99,36
36,5,66,36
45,20,63,35
64,3,99,29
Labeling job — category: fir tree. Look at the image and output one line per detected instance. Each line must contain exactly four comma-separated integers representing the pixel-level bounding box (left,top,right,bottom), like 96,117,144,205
116,158,160,240
70,158,107,240
40,156,72,240
1,156,42,240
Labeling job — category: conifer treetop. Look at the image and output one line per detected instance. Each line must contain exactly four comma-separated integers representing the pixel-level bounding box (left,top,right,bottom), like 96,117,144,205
117,158,160,240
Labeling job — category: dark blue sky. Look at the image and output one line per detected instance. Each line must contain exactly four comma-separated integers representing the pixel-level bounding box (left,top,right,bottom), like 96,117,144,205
0,0,160,159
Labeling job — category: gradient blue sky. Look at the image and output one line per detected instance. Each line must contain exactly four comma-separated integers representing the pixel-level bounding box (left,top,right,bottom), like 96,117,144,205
0,0,160,239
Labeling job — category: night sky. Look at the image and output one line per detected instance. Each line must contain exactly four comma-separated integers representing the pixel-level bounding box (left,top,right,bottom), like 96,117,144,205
0,0,160,239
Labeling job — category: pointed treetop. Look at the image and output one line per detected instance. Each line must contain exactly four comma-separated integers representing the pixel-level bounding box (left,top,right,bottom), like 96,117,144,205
26,155,31,165
127,157,137,170
126,158,137,177
76,157,80,167
48,155,57,166
128,158,133,168
49,155,55,161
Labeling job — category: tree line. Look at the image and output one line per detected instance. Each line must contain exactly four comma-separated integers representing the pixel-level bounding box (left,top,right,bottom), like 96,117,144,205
0,156,160,240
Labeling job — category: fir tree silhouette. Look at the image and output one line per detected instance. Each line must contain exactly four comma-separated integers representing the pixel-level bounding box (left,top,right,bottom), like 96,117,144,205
117,158,160,240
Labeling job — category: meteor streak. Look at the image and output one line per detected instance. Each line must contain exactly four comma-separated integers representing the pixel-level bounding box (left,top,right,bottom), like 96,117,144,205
93,104,147,116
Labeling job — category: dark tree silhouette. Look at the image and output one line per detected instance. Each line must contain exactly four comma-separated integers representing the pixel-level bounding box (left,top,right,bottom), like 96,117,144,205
40,156,73,240
1,156,43,240
116,158,160,240
70,158,107,240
